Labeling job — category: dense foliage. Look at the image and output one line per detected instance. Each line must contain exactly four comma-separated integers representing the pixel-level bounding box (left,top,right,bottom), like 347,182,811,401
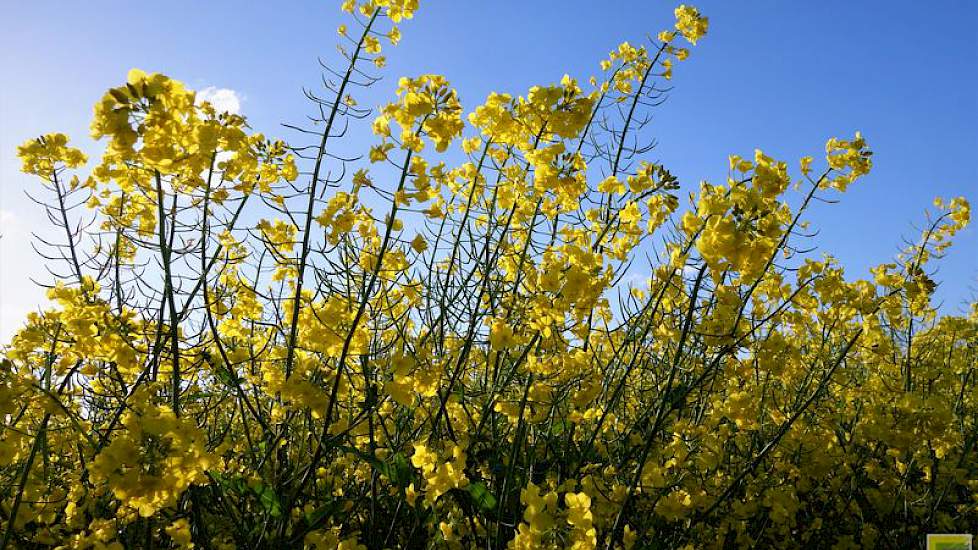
2,2,975,548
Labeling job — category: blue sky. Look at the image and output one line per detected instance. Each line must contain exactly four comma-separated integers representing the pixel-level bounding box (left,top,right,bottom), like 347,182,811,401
1,1,976,341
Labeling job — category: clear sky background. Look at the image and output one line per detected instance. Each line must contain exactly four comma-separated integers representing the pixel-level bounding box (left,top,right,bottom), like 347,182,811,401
1,1,976,343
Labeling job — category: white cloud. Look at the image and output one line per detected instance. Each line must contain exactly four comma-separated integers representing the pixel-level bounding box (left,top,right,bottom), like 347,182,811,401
196,86,242,115
0,209,19,233
624,269,650,286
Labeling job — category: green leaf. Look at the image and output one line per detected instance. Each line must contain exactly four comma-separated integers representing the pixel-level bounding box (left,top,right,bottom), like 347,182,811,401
303,499,341,528
339,446,416,488
389,452,414,488
212,472,247,494
550,419,570,436
251,483,282,518
466,482,497,512
214,365,242,387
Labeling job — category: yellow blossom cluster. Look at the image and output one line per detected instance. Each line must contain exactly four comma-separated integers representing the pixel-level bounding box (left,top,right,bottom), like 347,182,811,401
88,392,215,518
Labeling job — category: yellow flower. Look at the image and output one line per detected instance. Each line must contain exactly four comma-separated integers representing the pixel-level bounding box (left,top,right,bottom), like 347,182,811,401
17,133,87,176
165,519,194,549
674,4,709,45
364,36,382,55
410,233,428,253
